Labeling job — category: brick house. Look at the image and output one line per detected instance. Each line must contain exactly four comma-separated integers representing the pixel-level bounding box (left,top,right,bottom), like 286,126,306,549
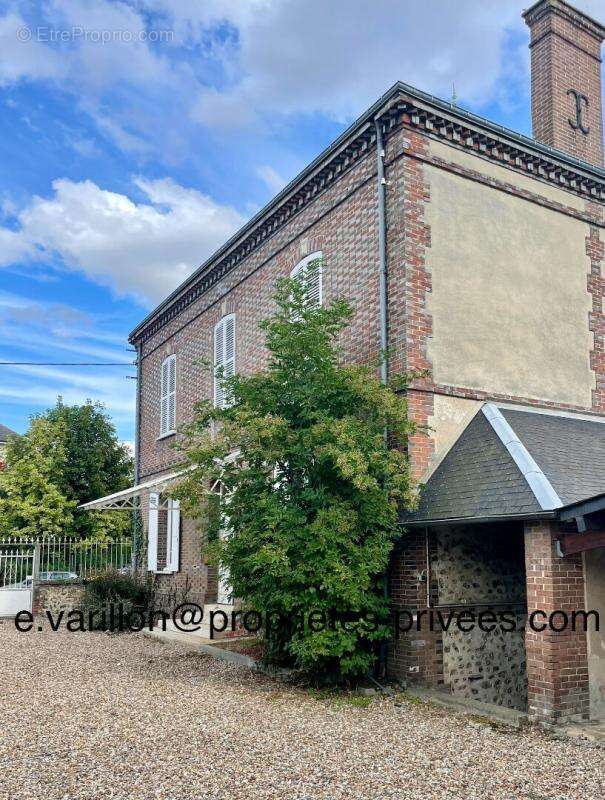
84,0,605,726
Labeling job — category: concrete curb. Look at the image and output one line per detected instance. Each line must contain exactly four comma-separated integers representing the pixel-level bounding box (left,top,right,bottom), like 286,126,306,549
197,642,258,669
404,686,528,729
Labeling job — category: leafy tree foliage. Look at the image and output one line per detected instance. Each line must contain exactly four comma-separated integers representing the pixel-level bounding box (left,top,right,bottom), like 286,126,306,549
0,401,133,539
0,417,75,538
44,400,133,539
176,275,416,682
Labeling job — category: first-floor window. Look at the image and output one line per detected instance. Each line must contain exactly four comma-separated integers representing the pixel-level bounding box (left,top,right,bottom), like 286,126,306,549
147,492,180,573
290,250,323,308
214,314,236,408
160,355,176,436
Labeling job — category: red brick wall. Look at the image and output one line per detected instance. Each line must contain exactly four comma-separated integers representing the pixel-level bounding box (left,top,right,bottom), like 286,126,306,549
524,520,590,724
138,492,217,609
137,145,382,482
388,528,443,687
524,0,604,166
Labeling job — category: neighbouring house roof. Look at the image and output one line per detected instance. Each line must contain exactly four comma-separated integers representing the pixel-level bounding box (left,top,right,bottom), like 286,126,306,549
129,80,605,346
402,404,605,526
0,423,16,444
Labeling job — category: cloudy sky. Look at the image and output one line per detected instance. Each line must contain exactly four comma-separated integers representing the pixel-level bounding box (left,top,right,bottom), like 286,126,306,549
0,0,603,441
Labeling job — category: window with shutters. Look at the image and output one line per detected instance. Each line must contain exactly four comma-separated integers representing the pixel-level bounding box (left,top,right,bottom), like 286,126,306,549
147,493,180,573
290,251,323,308
214,314,236,408
159,355,176,437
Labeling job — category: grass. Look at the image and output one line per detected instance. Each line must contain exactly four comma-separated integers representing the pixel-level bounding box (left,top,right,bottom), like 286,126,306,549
306,687,373,709
394,691,423,706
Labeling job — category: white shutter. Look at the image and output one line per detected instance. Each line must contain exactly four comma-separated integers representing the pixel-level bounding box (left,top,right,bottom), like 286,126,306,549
147,492,159,571
290,251,323,309
160,359,168,435
168,499,180,572
223,315,235,407
214,319,225,408
168,356,176,432
306,258,322,307
160,356,176,436
214,315,235,408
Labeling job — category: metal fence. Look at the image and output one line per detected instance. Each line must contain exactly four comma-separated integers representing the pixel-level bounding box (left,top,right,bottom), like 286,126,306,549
0,547,34,588
0,537,133,582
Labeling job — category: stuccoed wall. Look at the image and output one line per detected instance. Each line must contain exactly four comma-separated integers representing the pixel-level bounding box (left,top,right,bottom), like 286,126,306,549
426,158,593,408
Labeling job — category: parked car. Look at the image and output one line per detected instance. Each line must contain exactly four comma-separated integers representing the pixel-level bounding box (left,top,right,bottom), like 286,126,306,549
12,571,79,588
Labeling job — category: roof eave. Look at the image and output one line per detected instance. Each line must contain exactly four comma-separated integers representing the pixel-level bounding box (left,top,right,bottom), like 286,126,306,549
400,510,556,528
129,80,605,344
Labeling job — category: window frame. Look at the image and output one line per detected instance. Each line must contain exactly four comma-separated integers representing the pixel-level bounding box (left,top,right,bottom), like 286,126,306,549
147,493,180,574
214,313,236,409
159,354,177,438
290,250,323,308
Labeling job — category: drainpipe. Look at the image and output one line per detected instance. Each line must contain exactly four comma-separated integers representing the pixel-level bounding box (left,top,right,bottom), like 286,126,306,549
132,340,142,573
375,117,390,679
375,118,388,387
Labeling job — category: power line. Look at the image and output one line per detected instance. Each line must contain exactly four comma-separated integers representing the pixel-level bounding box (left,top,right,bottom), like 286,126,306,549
0,361,136,367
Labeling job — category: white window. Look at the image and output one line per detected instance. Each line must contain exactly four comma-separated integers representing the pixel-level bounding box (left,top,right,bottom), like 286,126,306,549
147,492,180,573
290,251,323,308
214,314,236,408
160,355,176,437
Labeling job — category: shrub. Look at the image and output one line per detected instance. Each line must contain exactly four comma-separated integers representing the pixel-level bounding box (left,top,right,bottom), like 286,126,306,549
82,571,152,631
176,275,415,683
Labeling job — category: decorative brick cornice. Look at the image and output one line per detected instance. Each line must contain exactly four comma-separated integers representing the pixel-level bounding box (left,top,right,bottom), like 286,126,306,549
131,82,605,345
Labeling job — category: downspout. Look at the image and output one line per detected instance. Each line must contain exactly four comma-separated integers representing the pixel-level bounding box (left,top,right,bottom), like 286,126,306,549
132,340,142,573
375,117,389,679
375,118,388,386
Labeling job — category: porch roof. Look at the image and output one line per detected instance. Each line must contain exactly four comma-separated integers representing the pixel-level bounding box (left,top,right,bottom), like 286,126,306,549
79,468,190,511
402,403,605,526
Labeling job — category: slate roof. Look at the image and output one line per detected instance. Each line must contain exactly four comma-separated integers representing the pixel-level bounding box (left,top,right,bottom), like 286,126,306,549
402,405,605,525
500,409,605,506
0,423,17,443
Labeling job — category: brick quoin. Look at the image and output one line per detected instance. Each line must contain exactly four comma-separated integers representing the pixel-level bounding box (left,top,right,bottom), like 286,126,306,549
524,521,590,724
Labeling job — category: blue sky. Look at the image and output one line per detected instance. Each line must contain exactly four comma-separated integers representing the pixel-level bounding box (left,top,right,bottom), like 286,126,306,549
0,0,603,443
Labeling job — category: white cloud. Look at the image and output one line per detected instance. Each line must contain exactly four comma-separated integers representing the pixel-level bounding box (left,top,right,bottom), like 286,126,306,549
6,0,603,149
255,165,287,194
183,0,531,129
0,11,64,85
0,177,245,304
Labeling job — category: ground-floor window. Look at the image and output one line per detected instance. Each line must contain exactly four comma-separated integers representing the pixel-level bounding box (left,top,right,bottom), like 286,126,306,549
147,492,180,573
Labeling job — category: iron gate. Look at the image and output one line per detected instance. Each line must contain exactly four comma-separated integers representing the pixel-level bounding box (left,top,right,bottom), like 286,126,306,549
0,542,37,617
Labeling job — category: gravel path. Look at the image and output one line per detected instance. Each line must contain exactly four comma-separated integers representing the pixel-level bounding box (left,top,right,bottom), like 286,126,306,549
0,621,603,800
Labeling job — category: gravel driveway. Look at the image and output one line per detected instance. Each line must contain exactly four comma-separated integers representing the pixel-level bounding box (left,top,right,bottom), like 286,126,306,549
0,621,603,800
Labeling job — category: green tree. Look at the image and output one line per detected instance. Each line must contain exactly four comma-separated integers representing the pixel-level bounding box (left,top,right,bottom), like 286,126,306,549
176,274,416,683
44,400,133,539
0,401,133,540
0,417,76,538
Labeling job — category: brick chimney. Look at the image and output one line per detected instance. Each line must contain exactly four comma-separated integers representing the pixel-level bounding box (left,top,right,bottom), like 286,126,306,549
523,0,605,166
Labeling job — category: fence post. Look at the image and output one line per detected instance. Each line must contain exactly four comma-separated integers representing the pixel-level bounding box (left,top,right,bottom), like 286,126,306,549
31,543,41,614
